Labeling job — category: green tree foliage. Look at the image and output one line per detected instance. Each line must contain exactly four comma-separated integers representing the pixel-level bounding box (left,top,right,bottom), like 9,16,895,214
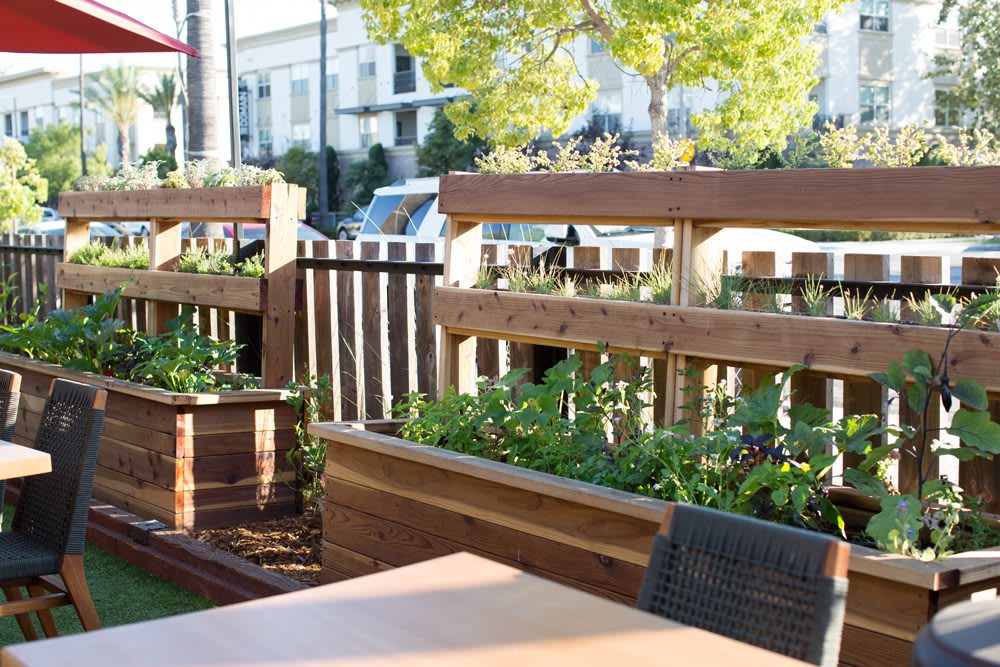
0,138,47,230
86,65,143,164
344,143,391,206
25,123,81,205
277,145,341,213
934,0,1000,130
140,145,179,179
416,108,486,176
140,73,179,162
362,0,842,157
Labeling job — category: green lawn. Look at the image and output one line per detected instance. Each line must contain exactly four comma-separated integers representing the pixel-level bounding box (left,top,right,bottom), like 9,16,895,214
0,506,213,646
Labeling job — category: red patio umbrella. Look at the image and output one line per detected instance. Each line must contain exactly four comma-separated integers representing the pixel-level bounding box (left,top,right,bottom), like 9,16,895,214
0,0,198,56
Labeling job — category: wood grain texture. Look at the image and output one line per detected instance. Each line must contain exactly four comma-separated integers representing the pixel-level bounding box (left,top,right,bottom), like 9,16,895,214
0,553,810,667
58,186,275,221
432,287,1000,393
0,442,50,480
56,264,265,313
438,168,1000,229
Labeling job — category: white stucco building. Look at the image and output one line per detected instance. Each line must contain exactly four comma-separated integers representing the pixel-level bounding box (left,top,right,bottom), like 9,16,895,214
0,66,232,170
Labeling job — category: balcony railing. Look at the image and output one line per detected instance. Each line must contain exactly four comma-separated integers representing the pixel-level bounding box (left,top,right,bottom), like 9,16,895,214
396,135,417,146
394,70,416,94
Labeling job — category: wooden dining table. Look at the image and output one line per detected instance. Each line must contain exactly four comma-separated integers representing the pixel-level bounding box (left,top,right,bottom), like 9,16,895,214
0,440,49,481
0,551,809,666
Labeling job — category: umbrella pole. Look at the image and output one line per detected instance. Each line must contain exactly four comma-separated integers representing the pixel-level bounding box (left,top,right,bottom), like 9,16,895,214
79,55,87,176
224,0,241,169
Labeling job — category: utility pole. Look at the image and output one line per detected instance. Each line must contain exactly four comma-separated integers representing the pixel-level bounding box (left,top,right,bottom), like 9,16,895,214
318,0,329,230
79,55,87,175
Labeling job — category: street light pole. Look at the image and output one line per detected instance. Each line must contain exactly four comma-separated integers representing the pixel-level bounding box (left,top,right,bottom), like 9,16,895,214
224,0,241,168
318,0,329,230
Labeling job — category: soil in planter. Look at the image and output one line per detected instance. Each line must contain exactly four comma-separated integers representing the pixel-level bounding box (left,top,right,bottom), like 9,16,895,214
193,514,321,586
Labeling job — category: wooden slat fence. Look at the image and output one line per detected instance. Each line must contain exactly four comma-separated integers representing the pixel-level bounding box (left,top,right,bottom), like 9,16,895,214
3,233,1000,509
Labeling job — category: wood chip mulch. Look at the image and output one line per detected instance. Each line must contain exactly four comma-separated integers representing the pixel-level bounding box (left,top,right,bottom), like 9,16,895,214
193,514,322,586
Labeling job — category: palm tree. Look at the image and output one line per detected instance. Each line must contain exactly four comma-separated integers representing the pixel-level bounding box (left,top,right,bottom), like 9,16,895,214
140,73,179,163
86,65,142,164
186,0,219,168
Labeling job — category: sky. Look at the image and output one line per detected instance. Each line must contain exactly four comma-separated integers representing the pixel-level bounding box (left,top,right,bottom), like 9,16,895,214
0,0,322,76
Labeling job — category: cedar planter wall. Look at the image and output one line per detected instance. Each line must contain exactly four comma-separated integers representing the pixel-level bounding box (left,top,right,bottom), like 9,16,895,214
4,353,297,530
312,422,1000,667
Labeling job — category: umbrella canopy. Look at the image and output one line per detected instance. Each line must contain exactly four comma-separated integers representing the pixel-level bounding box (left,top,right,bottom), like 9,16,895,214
0,0,198,56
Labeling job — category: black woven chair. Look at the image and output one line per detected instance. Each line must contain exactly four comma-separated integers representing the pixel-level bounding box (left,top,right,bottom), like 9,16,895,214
0,378,106,640
637,503,850,667
0,369,23,519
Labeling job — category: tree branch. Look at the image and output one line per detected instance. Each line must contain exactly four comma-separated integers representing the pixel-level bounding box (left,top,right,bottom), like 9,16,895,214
579,0,616,44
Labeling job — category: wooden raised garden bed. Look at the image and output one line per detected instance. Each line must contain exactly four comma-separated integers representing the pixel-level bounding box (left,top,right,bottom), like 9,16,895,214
57,183,304,388
2,352,298,530
312,421,1000,667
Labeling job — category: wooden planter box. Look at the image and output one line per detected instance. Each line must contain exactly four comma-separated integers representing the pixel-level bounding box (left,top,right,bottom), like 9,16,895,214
59,185,306,222
433,287,1000,393
57,264,265,313
310,421,1000,667
1,352,298,530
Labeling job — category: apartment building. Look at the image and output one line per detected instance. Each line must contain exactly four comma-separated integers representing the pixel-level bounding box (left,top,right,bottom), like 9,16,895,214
0,66,235,170
235,0,963,175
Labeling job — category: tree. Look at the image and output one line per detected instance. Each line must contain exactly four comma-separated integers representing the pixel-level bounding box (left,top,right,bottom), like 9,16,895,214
25,123,81,205
278,145,341,213
343,143,391,206
416,108,487,176
362,0,841,158
0,138,47,230
140,145,179,179
187,0,219,167
140,73,179,163
934,0,1000,131
86,65,143,164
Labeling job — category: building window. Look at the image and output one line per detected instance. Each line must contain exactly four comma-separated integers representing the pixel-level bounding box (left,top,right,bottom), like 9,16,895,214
859,0,889,32
18,111,28,138
258,128,272,152
591,93,621,133
359,61,376,79
360,113,378,148
589,38,605,54
291,64,309,95
395,110,417,146
860,83,890,125
935,90,960,127
257,72,271,98
326,73,338,90
292,123,310,148
3,114,11,136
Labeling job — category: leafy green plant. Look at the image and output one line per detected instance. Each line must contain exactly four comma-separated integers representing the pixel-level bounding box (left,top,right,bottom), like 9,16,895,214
857,292,1000,559
284,375,333,514
235,253,266,278
870,296,899,323
177,248,235,276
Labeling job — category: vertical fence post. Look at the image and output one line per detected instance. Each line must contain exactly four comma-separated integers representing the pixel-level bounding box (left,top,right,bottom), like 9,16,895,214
438,215,483,395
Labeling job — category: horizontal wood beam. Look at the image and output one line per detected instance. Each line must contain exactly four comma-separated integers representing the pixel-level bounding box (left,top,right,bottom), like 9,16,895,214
58,186,278,221
432,287,1000,393
57,264,265,313
439,168,1000,228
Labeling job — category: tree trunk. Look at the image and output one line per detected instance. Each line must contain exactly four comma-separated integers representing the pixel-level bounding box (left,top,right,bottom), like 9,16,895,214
165,123,177,162
186,0,223,237
186,0,219,168
644,69,671,144
117,125,130,164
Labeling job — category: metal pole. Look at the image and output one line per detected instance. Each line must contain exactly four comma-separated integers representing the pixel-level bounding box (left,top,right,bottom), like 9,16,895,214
224,0,241,168
79,55,87,175
318,0,329,230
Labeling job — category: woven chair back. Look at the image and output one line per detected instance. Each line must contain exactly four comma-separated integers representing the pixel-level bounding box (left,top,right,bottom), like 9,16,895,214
637,503,848,667
12,379,106,555
0,369,20,442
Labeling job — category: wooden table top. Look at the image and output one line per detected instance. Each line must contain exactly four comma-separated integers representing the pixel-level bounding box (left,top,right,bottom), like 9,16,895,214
0,552,808,667
0,441,49,481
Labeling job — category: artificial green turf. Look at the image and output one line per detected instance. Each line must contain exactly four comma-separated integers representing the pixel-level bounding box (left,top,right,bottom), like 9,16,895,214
0,505,213,647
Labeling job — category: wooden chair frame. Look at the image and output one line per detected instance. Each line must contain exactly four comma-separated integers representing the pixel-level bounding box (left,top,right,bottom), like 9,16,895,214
0,381,106,640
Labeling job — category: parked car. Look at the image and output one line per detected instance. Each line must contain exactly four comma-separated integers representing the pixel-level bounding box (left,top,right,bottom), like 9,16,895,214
355,177,819,261
308,210,364,240
15,219,122,237
221,222,331,241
